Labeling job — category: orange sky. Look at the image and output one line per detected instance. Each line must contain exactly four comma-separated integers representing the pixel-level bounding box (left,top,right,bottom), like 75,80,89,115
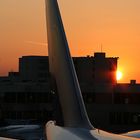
0,0,140,83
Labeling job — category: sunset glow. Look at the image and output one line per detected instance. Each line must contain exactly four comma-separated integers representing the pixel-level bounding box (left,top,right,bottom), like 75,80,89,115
116,71,123,81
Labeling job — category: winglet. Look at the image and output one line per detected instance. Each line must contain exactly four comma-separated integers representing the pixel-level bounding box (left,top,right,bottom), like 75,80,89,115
45,0,93,129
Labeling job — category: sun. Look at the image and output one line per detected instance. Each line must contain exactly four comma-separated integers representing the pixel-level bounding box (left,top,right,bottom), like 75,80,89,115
116,71,123,81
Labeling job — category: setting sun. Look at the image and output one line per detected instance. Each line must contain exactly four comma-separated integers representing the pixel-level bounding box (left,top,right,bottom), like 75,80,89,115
116,71,123,81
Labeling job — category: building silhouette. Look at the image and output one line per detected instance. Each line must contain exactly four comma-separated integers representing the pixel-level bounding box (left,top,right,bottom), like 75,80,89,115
74,52,118,85
19,56,49,82
0,56,52,123
0,52,140,132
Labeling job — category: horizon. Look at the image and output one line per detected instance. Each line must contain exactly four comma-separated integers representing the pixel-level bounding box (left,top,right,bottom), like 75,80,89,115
0,0,140,83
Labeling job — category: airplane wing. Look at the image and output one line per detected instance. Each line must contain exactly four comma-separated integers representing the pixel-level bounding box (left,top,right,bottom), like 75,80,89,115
0,137,17,140
45,0,92,129
123,130,140,138
46,121,138,140
45,0,140,140
0,125,44,140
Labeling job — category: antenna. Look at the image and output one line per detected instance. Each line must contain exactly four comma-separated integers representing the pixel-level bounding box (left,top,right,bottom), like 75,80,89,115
101,44,103,52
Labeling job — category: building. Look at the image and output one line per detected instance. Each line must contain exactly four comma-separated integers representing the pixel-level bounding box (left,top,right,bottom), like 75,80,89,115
0,82,53,122
19,56,49,82
0,56,52,123
0,53,140,133
73,52,118,85
73,52,118,104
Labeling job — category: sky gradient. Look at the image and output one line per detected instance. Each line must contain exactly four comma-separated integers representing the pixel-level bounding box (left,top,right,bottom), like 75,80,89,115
0,0,140,83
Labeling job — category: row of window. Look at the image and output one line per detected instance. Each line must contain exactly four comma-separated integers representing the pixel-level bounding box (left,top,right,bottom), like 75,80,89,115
114,93,140,104
3,92,140,104
109,112,140,125
3,92,53,103
3,111,53,120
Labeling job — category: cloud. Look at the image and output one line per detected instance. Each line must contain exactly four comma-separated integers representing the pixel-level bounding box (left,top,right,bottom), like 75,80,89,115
25,41,48,46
